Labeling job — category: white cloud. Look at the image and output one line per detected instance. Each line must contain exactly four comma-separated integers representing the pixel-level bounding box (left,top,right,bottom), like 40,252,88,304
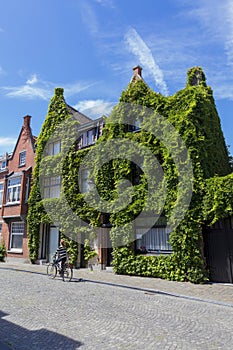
0,137,17,155
124,28,169,95
1,75,94,100
80,2,99,36
74,99,115,119
2,84,51,100
95,0,115,8
26,74,38,85
0,66,5,75
64,82,95,98
223,0,233,65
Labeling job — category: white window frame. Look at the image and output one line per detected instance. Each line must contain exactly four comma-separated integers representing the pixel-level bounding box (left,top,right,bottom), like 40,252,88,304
7,176,21,203
9,222,24,252
19,151,26,166
43,176,61,198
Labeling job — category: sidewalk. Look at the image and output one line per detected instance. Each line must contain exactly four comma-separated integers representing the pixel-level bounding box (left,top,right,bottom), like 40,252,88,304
1,260,233,307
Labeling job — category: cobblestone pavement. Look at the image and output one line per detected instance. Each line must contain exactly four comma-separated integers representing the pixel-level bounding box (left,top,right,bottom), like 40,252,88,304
0,262,233,350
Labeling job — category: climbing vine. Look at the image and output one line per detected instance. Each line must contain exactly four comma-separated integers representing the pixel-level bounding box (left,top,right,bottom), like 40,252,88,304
27,88,80,264
28,68,232,283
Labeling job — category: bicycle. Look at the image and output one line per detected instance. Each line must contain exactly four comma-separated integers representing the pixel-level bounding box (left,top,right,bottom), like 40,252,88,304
47,255,73,282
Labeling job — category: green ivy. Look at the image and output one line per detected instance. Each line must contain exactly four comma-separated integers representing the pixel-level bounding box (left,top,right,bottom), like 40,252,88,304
203,173,233,224
27,88,80,263
28,68,232,283
0,241,6,262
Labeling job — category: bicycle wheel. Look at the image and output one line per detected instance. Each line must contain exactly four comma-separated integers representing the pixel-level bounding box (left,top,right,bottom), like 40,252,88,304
62,265,73,282
47,263,57,279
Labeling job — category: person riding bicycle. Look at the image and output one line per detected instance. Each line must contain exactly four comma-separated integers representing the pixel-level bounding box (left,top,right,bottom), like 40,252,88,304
55,239,68,274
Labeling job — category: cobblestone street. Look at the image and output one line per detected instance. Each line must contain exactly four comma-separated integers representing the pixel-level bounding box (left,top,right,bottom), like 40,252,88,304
1,262,233,349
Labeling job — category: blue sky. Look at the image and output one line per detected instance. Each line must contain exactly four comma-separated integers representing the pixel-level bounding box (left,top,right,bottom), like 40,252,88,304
0,0,232,155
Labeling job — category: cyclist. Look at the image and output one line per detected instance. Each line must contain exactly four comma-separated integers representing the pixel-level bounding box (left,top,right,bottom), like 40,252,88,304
55,239,68,274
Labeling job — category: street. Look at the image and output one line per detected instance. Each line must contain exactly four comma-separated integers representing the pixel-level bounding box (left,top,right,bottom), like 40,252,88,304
0,263,233,349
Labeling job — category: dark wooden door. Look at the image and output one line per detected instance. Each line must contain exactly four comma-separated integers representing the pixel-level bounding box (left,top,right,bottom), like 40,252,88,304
203,217,233,283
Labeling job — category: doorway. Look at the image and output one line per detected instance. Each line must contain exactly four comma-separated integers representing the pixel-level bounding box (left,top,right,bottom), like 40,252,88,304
48,226,59,262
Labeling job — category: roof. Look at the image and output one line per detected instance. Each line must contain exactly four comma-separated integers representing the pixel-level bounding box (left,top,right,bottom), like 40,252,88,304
67,105,92,125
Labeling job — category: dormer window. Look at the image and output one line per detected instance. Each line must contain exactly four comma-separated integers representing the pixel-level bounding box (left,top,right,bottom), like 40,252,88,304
1,160,6,169
19,151,26,166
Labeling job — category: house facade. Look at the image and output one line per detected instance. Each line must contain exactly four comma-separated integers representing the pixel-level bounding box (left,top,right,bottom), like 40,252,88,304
10,67,232,283
0,115,36,261
27,68,186,268
37,114,105,265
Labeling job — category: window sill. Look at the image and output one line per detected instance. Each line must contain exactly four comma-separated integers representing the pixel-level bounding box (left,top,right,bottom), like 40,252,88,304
18,164,26,168
7,249,23,254
4,202,20,207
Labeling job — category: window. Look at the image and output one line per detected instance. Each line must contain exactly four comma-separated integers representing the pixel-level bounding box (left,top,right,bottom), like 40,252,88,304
1,160,6,169
25,175,30,202
134,118,142,131
7,177,21,203
0,183,3,205
43,176,61,198
136,227,172,252
79,169,91,193
81,129,96,148
0,222,2,240
47,140,61,156
19,151,26,166
10,222,24,251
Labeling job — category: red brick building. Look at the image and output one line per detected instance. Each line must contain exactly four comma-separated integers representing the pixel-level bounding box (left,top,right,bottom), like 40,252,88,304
0,115,36,261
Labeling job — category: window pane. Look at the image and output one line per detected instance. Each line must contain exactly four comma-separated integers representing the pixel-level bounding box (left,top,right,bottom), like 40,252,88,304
82,133,87,146
8,177,21,186
51,176,61,186
10,222,24,250
50,185,60,198
48,143,53,156
47,141,61,155
44,178,50,187
19,151,26,166
11,235,23,249
138,227,172,251
43,176,61,198
80,169,89,193
53,141,61,155
12,222,24,233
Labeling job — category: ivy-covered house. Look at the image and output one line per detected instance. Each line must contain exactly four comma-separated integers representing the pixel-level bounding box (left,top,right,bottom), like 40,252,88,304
27,88,105,265
27,66,233,283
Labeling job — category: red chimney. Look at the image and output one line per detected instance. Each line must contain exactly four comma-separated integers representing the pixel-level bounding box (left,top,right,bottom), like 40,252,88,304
23,115,31,129
133,65,142,77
